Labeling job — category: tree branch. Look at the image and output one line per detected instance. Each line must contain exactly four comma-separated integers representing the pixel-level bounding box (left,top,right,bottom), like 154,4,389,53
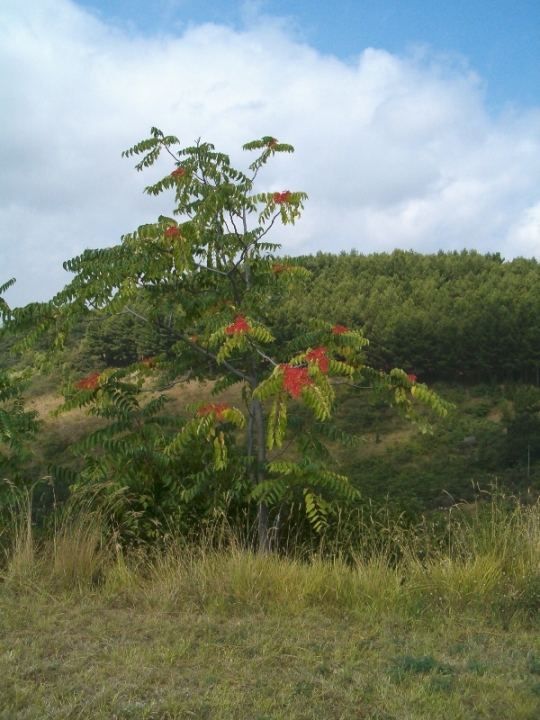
193,262,229,278
329,380,373,389
123,306,251,382
246,339,278,367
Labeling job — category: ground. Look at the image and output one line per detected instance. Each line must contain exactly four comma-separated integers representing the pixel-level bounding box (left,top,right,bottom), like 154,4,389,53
3,590,540,719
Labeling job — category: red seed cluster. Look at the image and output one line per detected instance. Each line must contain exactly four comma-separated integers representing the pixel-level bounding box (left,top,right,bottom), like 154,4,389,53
306,347,329,373
272,263,293,274
225,316,249,335
407,374,418,383
281,364,313,398
165,226,180,237
332,325,348,335
273,191,291,204
197,403,229,421
141,357,154,367
268,138,278,148
171,168,186,177
74,373,100,390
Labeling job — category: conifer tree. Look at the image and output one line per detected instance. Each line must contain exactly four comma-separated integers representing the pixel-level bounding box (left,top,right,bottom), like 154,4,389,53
4,130,452,552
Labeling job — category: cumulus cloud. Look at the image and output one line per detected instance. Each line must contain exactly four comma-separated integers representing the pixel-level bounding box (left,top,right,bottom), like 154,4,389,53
1,0,539,306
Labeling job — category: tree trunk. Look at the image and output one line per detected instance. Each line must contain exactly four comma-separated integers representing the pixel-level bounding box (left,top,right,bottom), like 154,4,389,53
252,395,270,554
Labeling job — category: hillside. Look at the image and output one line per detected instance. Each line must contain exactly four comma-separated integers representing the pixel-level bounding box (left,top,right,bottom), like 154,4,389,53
19,371,540,524
3,249,540,529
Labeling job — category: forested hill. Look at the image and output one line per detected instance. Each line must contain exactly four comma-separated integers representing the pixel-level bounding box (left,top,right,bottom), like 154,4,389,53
272,249,540,383
12,249,539,387
3,249,540,518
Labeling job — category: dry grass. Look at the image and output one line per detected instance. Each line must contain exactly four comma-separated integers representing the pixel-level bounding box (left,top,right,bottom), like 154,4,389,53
1,497,540,717
27,391,104,448
25,380,246,470
164,379,245,413
29,379,422,472
358,427,418,455
2,491,109,594
4,493,540,614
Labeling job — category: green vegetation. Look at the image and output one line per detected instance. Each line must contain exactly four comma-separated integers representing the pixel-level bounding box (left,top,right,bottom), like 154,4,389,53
272,249,540,383
0,280,42,498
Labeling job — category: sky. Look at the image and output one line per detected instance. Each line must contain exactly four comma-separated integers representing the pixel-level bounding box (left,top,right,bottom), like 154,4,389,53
1,0,539,307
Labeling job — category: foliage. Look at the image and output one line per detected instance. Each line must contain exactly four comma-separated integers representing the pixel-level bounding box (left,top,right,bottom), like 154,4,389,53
270,250,540,383
71,248,540,386
81,297,176,368
502,413,540,468
0,280,42,490
51,365,252,542
3,132,451,550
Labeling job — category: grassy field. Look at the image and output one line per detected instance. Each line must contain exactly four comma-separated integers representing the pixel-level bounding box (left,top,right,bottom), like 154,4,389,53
4,593,540,719
3,498,540,719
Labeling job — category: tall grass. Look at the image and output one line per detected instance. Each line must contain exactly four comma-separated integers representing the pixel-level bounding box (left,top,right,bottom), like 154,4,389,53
1,485,37,588
2,491,540,622
1,487,110,593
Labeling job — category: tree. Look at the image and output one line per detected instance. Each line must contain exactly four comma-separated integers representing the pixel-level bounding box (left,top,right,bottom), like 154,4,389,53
4,130,451,552
0,280,42,491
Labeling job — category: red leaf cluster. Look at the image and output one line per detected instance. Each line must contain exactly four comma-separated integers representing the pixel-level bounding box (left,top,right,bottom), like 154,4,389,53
281,364,313,398
272,263,292,274
306,347,329,373
74,373,100,390
332,325,348,334
171,168,185,177
197,403,229,421
274,191,291,204
165,226,180,237
407,374,417,383
225,316,249,335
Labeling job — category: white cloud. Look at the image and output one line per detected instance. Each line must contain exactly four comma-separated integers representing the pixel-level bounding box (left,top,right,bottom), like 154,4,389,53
1,0,539,306
507,202,540,256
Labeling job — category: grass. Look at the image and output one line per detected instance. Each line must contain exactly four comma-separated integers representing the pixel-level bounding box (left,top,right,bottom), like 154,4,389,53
3,497,540,718
4,595,540,719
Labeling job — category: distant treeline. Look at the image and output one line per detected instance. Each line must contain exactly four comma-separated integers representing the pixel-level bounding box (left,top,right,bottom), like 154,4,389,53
22,249,540,386
271,249,540,384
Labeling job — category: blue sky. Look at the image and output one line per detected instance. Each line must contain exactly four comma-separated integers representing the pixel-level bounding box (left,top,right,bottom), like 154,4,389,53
77,0,540,109
1,0,539,306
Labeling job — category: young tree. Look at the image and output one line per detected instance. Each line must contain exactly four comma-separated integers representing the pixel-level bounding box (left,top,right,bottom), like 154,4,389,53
5,130,451,552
